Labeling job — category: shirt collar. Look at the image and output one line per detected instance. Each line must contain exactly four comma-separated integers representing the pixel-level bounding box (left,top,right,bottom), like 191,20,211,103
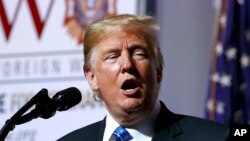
103,100,161,141
103,110,120,141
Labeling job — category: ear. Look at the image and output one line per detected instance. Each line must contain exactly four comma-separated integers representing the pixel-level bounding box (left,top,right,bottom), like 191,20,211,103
84,68,99,91
156,65,163,83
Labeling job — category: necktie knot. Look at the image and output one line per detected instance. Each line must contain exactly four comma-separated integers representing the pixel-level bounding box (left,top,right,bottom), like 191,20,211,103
112,126,132,141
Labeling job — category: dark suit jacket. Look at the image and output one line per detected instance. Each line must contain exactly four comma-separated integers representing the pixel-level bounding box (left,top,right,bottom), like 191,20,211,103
57,102,229,141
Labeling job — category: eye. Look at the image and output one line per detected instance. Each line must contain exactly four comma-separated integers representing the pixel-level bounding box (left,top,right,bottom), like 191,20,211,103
132,49,148,60
104,54,119,63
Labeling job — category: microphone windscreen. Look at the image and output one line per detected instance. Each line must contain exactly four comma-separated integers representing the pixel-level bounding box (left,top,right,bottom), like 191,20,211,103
52,87,82,111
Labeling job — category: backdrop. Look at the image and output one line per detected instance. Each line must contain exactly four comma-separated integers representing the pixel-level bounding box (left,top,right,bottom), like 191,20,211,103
0,0,139,140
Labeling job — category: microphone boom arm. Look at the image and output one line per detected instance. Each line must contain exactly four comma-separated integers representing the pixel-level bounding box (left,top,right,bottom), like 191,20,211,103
0,88,48,141
0,87,81,141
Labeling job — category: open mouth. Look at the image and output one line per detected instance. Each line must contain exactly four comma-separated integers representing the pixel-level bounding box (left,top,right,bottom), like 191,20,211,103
121,79,140,95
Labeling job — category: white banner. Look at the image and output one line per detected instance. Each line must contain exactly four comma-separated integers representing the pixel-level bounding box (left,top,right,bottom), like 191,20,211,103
0,0,137,140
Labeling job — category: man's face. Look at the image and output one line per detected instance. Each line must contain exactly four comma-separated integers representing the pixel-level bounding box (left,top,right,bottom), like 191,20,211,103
85,31,162,125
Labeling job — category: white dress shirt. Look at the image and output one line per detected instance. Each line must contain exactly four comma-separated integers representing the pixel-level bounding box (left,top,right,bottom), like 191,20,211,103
103,100,161,141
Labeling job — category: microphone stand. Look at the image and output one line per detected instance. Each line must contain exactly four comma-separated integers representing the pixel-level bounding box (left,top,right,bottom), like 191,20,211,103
0,89,48,141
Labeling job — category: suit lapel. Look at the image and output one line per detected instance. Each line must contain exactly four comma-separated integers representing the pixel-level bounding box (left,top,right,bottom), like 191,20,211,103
152,102,184,141
152,129,175,141
91,117,106,141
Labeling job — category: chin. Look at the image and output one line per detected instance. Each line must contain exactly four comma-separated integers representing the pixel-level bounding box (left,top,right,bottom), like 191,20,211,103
123,99,146,112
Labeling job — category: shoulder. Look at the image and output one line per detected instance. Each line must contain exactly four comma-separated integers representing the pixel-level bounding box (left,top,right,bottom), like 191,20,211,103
181,115,228,129
57,120,105,141
178,115,229,140
155,102,229,141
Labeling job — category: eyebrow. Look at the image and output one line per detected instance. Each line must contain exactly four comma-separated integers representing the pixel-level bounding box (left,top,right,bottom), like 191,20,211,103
128,43,148,50
102,41,148,54
128,40,147,47
102,47,121,55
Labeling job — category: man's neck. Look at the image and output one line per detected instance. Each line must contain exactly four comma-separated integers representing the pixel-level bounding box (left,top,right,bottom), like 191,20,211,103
103,100,161,141
126,100,161,136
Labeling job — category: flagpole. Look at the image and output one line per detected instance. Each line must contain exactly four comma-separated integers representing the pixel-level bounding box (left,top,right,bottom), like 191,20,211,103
209,0,229,121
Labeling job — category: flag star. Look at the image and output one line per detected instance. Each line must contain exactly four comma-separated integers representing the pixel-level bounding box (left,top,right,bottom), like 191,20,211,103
246,30,250,42
240,83,247,93
215,42,223,55
241,55,250,68
210,72,220,83
220,74,231,87
219,14,227,29
237,0,244,5
207,99,215,112
216,102,225,114
226,47,237,60
234,110,243,123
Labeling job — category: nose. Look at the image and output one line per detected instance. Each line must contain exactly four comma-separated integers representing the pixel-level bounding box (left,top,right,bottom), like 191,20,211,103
120,51,134,73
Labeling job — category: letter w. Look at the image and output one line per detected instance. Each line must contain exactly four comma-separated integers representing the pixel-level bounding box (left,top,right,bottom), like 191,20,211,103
0,0,54,41
0,0,22,40
27,0,55,38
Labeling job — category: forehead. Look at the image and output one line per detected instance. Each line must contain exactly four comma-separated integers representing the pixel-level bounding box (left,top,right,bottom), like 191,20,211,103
96,32,148,51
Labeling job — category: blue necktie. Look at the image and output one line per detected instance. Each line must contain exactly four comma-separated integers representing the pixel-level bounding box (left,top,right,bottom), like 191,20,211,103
112,126,132,141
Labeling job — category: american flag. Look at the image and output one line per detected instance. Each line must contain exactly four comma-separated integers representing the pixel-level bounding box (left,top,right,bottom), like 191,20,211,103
205,0,250,125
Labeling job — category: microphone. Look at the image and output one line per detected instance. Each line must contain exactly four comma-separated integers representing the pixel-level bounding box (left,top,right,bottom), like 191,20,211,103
52,87,82,111
16,87,82,124
0,87,82,140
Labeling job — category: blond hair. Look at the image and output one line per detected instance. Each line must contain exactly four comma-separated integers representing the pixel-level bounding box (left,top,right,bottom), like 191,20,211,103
83,14,164,71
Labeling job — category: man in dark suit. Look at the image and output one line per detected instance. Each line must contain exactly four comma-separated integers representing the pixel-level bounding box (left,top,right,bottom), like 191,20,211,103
58,14,229,141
